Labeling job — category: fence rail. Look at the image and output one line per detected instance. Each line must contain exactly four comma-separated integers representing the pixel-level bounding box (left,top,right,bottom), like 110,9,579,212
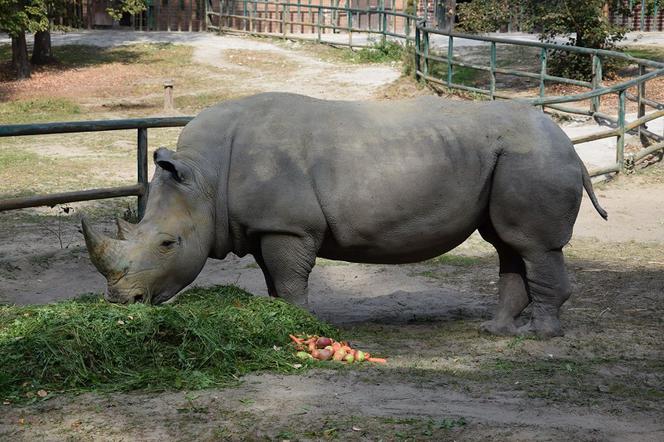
0,117,193,216
214,1,664,177
2,2,664,213
413,22,664,176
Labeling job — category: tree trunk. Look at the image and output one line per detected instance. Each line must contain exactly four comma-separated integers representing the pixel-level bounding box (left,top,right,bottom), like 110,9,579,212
11,32,31,79
32,30,54,65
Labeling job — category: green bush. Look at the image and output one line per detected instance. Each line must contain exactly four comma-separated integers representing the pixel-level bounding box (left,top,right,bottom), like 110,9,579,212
0,285,337,401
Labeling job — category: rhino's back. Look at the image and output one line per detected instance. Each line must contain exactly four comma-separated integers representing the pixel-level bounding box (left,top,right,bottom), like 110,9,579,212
201,93,564,263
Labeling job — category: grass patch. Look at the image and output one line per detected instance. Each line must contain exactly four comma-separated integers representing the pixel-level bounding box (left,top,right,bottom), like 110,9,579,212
44,43,192,70
0,285,337,402
423,253,483,267
623,46,664,63
0,97,81,124
341,40,406,64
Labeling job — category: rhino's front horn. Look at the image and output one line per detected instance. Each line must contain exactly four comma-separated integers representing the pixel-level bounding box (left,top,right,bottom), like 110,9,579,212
82,218,128,276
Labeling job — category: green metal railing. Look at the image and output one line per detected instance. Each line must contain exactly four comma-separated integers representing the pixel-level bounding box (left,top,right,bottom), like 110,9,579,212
212,1,664,176
414,22,664,176
215,0,417,46
0,117,193,215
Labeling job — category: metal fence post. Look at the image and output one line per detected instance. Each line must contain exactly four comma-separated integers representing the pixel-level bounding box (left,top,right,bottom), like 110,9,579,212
637,64,648,145
347,1,353,47
617,90,626,172
490,42,496,100
423,27,429,77
317,5,321,42
447,35,453,86
539,48,547,111
414,23,421,80
137,128,149,220
380,0,386,42
591,54,602,113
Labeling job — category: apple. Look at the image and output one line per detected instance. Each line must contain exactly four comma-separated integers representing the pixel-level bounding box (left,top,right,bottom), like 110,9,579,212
316,337,333,348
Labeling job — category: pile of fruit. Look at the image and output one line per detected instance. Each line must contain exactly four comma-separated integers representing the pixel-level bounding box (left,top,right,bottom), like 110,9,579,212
289,334,386,364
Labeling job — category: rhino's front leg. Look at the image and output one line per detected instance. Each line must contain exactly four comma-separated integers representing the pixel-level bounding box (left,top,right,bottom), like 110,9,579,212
259,234,319,310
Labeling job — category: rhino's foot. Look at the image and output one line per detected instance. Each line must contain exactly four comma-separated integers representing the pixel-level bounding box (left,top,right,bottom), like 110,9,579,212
479,319,518,336
516,318,564,339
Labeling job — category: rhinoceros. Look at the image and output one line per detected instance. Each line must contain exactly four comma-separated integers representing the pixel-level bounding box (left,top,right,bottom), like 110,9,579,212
82,92,607,338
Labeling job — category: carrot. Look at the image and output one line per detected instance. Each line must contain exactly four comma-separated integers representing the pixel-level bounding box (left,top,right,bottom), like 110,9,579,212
367,357,387,364
289,334,304,345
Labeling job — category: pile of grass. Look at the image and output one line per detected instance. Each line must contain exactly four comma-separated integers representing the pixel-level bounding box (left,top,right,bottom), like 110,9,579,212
0,285,337,402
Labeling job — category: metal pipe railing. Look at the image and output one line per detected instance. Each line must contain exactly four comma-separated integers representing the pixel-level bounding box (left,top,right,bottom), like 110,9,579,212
0,117,194,216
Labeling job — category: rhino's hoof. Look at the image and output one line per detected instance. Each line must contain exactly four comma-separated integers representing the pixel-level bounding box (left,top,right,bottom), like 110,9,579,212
516,320,564,339
479,320,518,336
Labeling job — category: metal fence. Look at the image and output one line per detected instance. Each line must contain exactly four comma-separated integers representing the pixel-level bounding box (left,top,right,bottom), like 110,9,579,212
2,2,664,213
213,1,664,177
414,23,664,177
0,118,192,216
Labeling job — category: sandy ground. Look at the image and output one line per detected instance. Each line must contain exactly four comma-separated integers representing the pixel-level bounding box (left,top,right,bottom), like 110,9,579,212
0,31,663,441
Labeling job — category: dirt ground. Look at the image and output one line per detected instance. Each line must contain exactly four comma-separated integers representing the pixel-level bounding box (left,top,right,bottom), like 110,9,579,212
0,32,663,441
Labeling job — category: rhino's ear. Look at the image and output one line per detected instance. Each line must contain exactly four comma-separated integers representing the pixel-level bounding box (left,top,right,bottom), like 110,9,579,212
154,147,187,183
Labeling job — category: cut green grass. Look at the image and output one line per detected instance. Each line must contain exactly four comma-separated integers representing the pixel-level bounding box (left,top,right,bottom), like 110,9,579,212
0,285,337,402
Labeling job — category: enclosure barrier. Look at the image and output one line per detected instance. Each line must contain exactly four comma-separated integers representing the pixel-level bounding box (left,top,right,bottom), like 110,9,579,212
214,0,419,46
413,21,664,176
212,1,664,176
0,117,193,217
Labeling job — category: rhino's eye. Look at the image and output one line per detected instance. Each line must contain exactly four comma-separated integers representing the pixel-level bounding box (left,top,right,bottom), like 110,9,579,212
161,240,176,248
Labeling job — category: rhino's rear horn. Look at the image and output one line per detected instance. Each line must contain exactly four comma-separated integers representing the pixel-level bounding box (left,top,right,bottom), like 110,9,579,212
82,218,128,276
116,217,137,240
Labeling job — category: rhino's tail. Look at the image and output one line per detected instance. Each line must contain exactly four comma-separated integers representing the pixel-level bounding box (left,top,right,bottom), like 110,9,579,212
581,162,608,220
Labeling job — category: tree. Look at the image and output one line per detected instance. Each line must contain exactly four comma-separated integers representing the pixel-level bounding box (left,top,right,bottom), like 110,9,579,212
456,0,635,79
105,0,147,22
0,0,49,78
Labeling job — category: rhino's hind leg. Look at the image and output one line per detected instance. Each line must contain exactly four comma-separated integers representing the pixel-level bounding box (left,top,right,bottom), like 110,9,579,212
516,250,570,338
478,223,530,336
259,234,318,310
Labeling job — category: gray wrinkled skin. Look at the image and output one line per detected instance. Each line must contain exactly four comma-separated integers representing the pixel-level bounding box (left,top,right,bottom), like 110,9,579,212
83,92,607,338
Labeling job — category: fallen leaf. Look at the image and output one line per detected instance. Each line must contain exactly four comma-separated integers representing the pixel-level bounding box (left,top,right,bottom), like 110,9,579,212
2,401,10,405
18,418,25,425
117,320,125,325
37,390,48,398
292,364,302,369
352,426,362,431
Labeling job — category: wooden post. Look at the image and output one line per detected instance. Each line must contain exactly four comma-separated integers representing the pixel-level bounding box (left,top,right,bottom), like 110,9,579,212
164,80,174,111
137,128,149,220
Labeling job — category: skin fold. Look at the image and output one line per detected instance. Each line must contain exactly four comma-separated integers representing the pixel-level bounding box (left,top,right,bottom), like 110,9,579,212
83,92,607,338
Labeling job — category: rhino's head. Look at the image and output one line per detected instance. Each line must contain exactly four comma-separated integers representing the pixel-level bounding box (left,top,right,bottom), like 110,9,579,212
82,148,217,305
